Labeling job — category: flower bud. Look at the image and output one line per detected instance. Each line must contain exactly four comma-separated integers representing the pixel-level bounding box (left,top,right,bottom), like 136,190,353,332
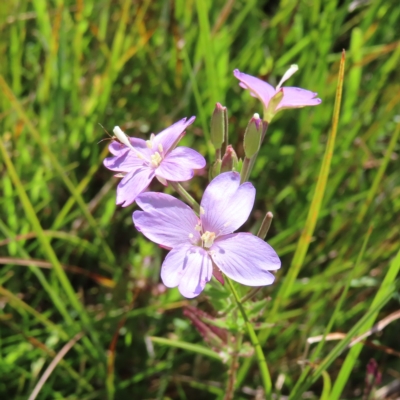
264,89,284,123
243,114,262,158
221,145,238,172
210,103,227,150
209,159,222,180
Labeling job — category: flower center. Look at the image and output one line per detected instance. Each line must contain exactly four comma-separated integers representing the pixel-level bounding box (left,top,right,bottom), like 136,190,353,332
150,151,162,167
201,231,216,248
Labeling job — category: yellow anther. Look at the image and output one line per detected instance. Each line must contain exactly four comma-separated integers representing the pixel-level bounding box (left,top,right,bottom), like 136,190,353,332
158,143,163,153
150,152,162,167
200,207,205,215
146,140,153,149
201,231,216,248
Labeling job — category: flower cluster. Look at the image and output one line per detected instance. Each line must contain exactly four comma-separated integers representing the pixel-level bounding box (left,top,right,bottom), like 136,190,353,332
103,66,321,298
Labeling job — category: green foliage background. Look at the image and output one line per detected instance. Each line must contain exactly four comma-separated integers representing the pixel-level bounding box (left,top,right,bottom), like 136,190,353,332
0,0,399,399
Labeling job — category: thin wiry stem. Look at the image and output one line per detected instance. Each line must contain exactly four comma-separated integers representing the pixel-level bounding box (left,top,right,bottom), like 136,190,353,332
226,277,272,398
169,181,200,213
28,332,84,400
224,332,243,400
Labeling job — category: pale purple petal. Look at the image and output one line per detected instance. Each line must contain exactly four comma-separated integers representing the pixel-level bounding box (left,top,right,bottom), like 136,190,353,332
210,233,281,286
233,69,275,108
108,141,128,156
161,245,212,298
116,167,155,207
200,172,255,236
103,151,145,172
153,117,196,154
108,137,148,156
277,87,322,110
133,192,201,249
156,147,206,181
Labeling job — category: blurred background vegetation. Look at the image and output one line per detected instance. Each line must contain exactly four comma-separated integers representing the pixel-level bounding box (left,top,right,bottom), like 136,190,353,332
0,0,399,399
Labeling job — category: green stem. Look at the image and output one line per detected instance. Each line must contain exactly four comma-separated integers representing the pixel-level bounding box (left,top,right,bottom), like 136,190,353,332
226,278,272,398
169,181,200,213
257,211,274,240
240,157,252,184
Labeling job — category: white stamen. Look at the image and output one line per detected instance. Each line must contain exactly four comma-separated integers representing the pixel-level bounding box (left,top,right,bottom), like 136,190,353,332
146,140,153,149
113,126,132,148
188,233,194,239
113,126,147,161
158,144,163,153
200,207,205,215
253,113,260,119
195,224,202,232
276,64,299,90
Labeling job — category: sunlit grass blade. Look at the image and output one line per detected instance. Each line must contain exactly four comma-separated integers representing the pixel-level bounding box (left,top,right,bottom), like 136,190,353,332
149,336,223,361
0,76,115,264
237,50,346,387
290,225,373,395
195,0,219,111
291,284,395,399
329,249,400,399
320,371,332,400
356,123,400,223
0,139,102,362
271,50,346,314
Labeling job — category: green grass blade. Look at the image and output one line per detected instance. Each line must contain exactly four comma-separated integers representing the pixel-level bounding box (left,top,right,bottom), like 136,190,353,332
329,249,400,399
149,336,223,361
356,123,400,223
290,225,373,395
237,50,346,388
0,75,115,265
291,285,395,399
195,0,219,110
0,139,102,362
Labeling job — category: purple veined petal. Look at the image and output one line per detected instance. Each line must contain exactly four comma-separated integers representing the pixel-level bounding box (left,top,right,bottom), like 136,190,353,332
210,233,281,286
233,69,276,108
156,147,206,182
200,172,255,236
161,245,212,298
277,87,322,110
116,167,155,207
103,150,145,172
108,141,129,156
133,192,201,248
108,137,149,156
152,116,196,155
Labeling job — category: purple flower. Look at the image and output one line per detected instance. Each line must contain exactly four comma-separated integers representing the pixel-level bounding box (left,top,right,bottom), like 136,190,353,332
133,172,281,298
234,65,321,121
103,117,206,207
